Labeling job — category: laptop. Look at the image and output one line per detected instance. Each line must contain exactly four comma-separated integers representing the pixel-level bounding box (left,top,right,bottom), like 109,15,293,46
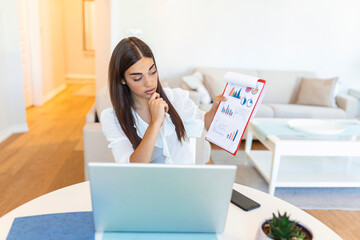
88,163,236,233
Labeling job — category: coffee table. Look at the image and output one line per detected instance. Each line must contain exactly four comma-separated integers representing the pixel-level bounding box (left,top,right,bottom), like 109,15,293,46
245,118,360,195
0,181,341,239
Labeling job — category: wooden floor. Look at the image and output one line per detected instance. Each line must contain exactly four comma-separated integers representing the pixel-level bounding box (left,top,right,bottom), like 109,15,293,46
0,84,359,239
0,85,93,216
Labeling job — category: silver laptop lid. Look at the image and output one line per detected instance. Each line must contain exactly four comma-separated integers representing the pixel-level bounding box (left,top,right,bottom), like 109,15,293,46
88,163,236,233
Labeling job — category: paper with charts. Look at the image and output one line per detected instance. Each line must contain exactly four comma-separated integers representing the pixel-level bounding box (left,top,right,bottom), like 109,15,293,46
205,72,266,155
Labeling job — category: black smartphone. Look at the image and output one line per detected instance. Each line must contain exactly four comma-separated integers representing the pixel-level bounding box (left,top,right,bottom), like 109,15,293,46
231,189,261,211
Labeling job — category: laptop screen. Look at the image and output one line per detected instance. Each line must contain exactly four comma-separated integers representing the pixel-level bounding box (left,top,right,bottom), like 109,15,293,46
88,163,236,233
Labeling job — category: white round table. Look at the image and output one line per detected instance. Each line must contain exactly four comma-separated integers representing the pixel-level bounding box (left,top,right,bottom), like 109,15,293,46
0,182,341,240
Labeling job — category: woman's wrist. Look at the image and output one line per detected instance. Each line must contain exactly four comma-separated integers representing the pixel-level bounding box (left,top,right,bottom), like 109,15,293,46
209,103,218,115
211,104,217,112
149,120,162,129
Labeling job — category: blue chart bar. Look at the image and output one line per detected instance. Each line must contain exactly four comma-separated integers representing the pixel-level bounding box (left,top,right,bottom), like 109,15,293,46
229,87,241,99
221,105,233,116
232,130,238,141
227,130,239,141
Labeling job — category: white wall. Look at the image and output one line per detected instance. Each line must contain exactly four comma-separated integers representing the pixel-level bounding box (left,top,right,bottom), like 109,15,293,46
0,0,28,142
38,0,67,103
95,0,111,92
64,0,95,80
110,0,360,91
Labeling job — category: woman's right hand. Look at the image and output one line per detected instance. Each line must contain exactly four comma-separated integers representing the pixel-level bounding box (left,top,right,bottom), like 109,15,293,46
148,92,169,126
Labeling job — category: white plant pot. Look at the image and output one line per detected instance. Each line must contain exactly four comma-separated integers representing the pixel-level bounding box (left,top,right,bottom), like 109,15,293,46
255,219,313,240
256,222,272,240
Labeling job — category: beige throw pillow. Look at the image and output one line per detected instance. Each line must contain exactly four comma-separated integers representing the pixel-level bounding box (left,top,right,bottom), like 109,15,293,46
296,77,338,107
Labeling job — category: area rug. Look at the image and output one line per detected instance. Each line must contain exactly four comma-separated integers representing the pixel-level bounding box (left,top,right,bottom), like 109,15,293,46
72,84,95,97
212,150,360,210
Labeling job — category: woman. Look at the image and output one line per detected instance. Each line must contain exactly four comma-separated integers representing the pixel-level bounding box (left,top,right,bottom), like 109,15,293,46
101,37,225,164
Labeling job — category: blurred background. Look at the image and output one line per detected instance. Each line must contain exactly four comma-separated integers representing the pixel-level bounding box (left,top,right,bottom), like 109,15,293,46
1,0,360,139
1,2,360,238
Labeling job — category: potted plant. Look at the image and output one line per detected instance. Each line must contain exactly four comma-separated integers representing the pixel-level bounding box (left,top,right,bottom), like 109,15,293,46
257,211,313,240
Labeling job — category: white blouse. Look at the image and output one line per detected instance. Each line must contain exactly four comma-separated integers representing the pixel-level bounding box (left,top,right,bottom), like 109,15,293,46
100,88,205,164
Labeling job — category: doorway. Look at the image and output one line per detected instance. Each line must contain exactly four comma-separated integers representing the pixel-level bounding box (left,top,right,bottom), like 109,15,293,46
18,0,33,108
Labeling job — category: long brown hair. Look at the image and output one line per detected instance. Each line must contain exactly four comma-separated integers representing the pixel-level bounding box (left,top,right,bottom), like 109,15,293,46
108,37,186,150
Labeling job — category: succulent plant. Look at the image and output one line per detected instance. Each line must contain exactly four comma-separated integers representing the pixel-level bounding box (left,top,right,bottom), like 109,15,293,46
265,211,307,240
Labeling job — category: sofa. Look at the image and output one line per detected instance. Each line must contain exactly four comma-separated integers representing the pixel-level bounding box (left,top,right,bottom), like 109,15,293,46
83,67,357,179
166,67,358,119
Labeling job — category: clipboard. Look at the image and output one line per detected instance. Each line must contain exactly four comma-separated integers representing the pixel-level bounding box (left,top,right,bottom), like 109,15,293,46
205,72,266,155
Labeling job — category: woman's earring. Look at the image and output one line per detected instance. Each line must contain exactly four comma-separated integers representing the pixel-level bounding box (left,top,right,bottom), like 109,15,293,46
121,81,126,85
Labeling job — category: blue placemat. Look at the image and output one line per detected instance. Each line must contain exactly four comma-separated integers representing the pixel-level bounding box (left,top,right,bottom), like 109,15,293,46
7,212,218,240
7,211,94,240
253,120,360,140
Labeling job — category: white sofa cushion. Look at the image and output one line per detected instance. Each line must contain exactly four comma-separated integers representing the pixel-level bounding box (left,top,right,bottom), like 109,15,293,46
182,72,212,104
257,70,316,104
267,103,346,119
255,104,274,118
195,67,258,100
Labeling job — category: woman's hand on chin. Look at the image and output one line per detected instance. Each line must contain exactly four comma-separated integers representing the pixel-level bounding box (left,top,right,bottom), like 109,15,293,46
148,92,169,126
